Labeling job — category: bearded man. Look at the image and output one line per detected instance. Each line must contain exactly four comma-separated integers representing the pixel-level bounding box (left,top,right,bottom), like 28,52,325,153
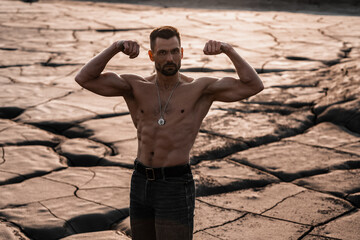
75,26,264,240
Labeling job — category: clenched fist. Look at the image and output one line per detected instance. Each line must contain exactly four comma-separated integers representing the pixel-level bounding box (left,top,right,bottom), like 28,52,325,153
203,40,232,55
117,40,140,59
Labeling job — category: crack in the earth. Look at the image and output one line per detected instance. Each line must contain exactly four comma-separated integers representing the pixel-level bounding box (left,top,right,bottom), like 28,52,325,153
0,74,17,83
237,152,358,182
195,230,224,239
291,181,359,209
0,64,31,69
193,109,314,164
0,169,26,186
260,59,270,73
263,31,280,47
0,165,67,186
49,66,82,85
40,62,82,68
0,217,32,240
43,173,129,218
38,201,78,234
198,129,243,142
313,207,357,228
0,46,63,55
26,111,130,136
0,196,70,211
22,90,75,111
0,146,5,165
196,198,245,215
194,213,248,234
197,198,313,231
80,168,96,188
270,83,318,89
195,175,276,198
285,55,343,67
1,23,146,33
299,233,342,240
297,226,316,240
285,139,360,158
186,14,221,26
260,190,306,215
214,106,296,116
245,100,315,108
317,28,342,43
336,139,360,149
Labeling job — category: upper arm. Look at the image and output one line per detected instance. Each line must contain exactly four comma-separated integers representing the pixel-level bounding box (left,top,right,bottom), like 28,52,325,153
204,76,264,102
75,72,133,97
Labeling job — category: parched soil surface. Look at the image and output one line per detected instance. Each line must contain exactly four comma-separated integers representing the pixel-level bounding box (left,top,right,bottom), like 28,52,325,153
0,0,359,239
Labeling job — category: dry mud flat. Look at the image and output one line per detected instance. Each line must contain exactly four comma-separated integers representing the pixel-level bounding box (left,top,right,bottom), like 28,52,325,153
0,0,360,239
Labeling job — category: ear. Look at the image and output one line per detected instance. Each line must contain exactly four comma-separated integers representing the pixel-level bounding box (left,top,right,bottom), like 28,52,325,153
148,50,154,61
181,47,184,59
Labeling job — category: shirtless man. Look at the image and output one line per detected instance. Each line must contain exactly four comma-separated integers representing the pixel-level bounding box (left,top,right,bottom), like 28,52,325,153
75,26,263,240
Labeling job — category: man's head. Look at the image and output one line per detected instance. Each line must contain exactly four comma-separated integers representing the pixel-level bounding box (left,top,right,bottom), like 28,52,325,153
149,26,183,76
150,26,181,51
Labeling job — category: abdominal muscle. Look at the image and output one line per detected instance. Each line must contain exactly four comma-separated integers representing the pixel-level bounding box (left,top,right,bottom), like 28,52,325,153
136,117,198,168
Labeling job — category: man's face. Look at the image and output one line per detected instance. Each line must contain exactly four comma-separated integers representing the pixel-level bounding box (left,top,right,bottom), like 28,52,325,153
151,36,183,76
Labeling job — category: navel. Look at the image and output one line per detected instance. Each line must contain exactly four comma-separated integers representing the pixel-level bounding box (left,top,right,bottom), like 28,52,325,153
141,109,144,113
181,109,185,113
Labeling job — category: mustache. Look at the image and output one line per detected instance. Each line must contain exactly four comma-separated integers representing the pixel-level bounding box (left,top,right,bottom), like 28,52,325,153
164,63,177,68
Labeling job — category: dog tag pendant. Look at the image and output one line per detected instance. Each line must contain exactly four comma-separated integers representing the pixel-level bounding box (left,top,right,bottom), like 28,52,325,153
158,117,165,126
158,118,165,125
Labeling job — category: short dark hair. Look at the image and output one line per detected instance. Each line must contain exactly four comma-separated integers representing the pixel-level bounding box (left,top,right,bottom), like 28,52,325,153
150,26,181,50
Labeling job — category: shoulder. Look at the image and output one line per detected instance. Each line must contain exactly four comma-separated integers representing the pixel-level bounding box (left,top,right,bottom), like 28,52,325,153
119,73,152,87
191,76,220,94
183,75,218,87
194,76,218,84
120,73,146,82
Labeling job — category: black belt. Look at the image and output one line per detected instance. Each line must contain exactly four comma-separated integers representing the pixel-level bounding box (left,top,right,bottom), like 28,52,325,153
134,160,191,180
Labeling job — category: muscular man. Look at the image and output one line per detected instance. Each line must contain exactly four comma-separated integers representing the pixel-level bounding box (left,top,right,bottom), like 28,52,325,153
75,26,263,240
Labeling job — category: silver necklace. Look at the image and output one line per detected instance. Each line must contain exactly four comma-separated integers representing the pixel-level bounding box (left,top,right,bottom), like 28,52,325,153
155,76,180,126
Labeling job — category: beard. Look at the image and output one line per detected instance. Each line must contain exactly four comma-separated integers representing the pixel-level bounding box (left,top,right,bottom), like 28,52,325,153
156,62,181,76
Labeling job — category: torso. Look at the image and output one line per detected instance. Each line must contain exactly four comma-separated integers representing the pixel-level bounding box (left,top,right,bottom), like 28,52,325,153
124,74,214,167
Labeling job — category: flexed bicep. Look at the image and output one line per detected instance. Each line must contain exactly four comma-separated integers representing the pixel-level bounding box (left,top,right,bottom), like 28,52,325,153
75,40,141,97
77,72,133,97
205,77,255,102
202,40,264,102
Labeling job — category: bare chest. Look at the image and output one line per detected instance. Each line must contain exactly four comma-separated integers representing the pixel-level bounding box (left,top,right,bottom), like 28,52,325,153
138,88,190,120
133,84,208,124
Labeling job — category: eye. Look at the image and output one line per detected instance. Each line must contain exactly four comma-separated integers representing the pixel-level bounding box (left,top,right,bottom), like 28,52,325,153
158,50,167,55
171,48,180,54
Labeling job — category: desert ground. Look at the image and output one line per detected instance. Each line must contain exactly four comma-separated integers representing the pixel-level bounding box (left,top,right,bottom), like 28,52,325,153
0,0,359,239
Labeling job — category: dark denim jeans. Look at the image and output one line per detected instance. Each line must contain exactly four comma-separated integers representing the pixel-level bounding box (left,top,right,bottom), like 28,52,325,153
130,168,195,240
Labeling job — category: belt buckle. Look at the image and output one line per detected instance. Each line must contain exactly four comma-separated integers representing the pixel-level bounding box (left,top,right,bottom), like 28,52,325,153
145,168,155,181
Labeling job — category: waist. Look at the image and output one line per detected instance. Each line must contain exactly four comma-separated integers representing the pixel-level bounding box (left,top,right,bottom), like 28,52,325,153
134,159,192,181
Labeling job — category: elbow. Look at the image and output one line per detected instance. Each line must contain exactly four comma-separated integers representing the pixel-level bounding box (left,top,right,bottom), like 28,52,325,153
250,80,264,96
257,82,264,93
74,73,86,87
254,75,264,94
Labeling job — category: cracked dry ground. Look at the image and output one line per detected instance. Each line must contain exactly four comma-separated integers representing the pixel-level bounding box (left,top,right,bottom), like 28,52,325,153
0,0,360,239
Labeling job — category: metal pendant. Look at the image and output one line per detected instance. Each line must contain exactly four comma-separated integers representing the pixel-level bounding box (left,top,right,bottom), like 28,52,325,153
158,117,165,126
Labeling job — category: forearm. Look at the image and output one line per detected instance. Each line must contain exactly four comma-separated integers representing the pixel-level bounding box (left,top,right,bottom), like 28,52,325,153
76,42,121,83
223,45,263,87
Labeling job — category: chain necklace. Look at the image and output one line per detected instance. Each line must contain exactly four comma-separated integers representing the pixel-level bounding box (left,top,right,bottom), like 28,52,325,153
155,76,180,126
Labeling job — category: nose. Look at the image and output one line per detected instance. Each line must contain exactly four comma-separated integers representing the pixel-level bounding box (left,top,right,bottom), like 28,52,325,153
165,52,173,62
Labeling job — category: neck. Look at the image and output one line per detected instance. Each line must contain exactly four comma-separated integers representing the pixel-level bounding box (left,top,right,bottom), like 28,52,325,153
156,72,180,89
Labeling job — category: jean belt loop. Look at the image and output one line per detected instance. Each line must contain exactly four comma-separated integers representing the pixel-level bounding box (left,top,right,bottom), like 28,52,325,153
161,167,166,180
146,168,155,181
134,158,139,170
